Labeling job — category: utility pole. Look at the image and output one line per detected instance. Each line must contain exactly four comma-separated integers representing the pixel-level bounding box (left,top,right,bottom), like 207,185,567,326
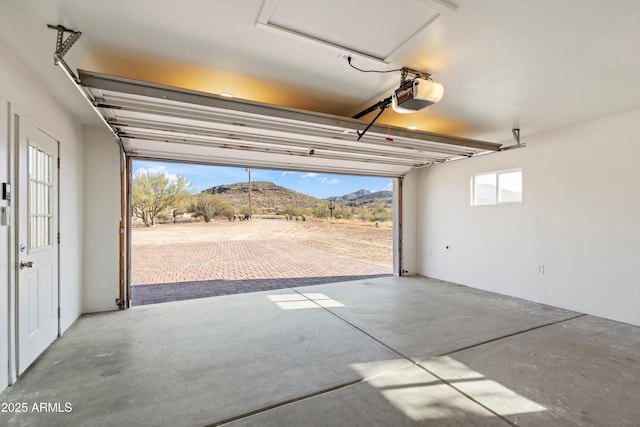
247,168,252,220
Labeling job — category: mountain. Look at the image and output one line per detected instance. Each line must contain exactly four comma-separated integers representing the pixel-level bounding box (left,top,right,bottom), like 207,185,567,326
202,181,325,210
201,182,394,213
330,189,393,202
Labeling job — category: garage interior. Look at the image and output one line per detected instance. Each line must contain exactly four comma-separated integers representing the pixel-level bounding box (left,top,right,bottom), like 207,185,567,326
1,1,639,426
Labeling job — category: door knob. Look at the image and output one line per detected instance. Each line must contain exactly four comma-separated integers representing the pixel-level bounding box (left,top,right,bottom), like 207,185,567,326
20,261,34,269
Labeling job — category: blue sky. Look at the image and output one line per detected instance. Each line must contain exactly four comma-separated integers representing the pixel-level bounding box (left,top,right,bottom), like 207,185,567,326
132,160,393,199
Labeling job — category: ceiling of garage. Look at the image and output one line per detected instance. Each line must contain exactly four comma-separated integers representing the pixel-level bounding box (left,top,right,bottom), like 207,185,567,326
1,0,639,165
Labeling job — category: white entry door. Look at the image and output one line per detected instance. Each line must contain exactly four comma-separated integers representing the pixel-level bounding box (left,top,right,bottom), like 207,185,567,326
16,118,59,375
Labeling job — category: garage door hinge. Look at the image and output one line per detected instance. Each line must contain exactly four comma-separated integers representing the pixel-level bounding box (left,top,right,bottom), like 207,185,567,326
57,232,60,244
57,307,60,319
57,158,60,169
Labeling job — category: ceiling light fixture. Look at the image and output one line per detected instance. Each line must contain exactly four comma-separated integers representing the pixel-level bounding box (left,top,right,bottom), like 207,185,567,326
407,126,417,130
219,93,234,98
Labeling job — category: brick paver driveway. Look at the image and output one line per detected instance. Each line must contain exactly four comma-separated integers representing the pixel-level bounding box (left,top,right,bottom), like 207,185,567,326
131,240,391,305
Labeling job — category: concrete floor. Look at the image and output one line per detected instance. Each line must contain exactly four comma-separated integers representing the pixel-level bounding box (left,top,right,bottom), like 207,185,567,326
1,276,639,426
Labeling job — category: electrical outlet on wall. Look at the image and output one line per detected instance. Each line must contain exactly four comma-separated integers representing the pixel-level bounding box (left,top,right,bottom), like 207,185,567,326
537,265,545,274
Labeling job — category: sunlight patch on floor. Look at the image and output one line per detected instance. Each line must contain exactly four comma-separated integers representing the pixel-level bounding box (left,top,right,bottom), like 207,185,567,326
267,293,345,310
423,356,547,418
350,357,547,421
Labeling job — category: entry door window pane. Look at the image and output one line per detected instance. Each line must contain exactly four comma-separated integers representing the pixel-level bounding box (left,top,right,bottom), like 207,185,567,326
28,145,53,249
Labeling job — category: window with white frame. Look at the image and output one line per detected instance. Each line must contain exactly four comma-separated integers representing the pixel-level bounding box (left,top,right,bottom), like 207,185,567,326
471,168,522,206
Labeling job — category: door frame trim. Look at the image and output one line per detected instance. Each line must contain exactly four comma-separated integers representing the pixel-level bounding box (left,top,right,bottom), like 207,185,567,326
7,104,17,384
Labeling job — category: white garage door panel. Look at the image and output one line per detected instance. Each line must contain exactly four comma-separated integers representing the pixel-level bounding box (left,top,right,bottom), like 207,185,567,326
78,70,501,176
127,139,411,177
110,110,470,161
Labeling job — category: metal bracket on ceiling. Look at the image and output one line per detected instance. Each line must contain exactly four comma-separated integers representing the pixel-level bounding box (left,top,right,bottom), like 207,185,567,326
47,24,82,84
501,128,526,151
401,68,409,84
401,66,432,84
48,24,82,61
512,128,521,145
47,24,123,147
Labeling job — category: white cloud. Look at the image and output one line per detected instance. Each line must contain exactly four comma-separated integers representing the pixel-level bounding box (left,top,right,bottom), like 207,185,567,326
383,181,393,191
321,177,340,184
299,172,340,185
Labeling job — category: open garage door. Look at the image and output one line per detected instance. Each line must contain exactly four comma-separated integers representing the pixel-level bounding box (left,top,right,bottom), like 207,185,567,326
77,70,501,177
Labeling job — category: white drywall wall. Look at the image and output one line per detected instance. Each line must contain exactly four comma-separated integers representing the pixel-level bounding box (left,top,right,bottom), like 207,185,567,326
0,69,10,392
0,43,85,390
415,109,640,326
82,126,121,313
401,172,418,275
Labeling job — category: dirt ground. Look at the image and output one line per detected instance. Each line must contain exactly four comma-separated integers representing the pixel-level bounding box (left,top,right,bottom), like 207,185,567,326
132,218,393,267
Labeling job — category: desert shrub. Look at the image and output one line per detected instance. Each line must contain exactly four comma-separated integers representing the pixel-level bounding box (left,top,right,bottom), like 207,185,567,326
312,205,329,218
279,205,304,218
359,207,392,222
132,170,191,226
156,211,173,222
191,193,235,222
333,206,353,220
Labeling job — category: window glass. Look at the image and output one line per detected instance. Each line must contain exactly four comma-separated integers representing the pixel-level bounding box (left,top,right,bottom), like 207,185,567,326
498,171,522,203
28,145,53,249
472,169,522,206
472,173,497,205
